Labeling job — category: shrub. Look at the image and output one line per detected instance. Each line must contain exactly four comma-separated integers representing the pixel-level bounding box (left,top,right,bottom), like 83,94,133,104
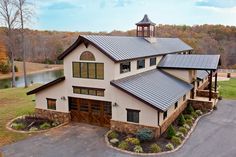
186,119,193,126
171,136,182,146
11,123,26,130
149,143,162,153
166,124,176,139
52,121,60,127
178,114,186,126
165,143,174,150
184,114,193,120
29,127,38,131
136,128,154,142
213,105,217,110
108,131,118,139
186,104,194,114
39,122,51,130
183,124,190,130
179,127,188,135
110,138,119,145
133,145,143,153
118,141,129,150
176,131,184,138
125,137,140,145
191,111,198,119
195,110,203,116
0,61,10,74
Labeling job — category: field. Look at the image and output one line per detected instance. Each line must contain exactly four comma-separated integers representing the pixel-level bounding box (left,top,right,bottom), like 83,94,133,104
219,78,236,100
0,85,40,147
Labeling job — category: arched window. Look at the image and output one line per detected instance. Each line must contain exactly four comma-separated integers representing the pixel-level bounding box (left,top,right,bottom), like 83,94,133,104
80,51,95,61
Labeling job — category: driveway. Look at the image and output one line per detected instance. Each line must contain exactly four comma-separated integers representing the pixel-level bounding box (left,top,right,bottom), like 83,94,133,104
1,100,236,157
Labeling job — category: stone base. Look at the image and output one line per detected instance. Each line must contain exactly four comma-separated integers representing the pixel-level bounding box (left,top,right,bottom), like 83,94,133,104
196,90,218,99
188,99,213,112
110,120,161,138
35,108,71,124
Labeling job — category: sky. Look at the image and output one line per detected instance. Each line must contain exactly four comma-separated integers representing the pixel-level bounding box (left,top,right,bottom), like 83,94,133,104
32,0,236,32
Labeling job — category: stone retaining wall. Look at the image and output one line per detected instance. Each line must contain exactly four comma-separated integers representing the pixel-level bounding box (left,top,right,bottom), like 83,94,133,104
35,108,71,123
188,99,213,112
196,90,218,99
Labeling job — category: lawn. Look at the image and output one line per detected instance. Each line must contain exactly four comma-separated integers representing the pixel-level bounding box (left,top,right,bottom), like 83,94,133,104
218,78,236,100
0,85,40,147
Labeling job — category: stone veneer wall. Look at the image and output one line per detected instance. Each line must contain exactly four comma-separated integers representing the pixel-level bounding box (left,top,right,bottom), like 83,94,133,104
160,101,188,134
110,120,161,138
196,90,218,99
35,108,71,124
188,99,213,112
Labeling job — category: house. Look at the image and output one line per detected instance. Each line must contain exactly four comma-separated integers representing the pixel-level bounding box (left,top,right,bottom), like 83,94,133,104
27,15,220,137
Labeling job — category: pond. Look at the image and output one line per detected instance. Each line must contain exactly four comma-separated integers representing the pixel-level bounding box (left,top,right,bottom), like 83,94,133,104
0,70,64,89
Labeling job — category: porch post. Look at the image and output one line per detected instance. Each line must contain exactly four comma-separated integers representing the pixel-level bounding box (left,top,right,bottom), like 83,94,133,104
209,70,213,101
215,71,218,92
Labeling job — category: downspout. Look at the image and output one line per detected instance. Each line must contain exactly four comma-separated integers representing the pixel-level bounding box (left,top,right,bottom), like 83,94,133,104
157,110,161,136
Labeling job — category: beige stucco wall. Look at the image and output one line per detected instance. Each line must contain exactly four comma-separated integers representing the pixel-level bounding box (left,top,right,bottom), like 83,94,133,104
163,69,196,83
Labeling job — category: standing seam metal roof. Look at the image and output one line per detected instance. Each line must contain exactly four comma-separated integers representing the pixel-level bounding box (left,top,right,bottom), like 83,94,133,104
111,69,193,111
197,70,209,80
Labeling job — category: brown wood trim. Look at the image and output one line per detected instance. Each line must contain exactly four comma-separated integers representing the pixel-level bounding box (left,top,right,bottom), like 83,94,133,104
157,66,219,71
27,76,65,95
72,86,105,91
126,108,141,112
110,81,164,112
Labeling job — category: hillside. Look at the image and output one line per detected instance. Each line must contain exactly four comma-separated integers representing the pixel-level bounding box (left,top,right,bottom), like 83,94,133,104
0,24,235,68
0,41,8,62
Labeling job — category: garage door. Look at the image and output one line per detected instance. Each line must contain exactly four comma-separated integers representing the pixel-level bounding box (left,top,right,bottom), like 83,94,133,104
68,97,112,127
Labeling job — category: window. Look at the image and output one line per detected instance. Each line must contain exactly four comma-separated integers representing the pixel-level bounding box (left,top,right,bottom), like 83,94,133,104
163,111,168,120
183,94,186,101
47,98,56,110
127,109,140,123
80,51,95,61
150,57,156,66
73,86,105,97
72,62,104,79
120,62,131,73
175,102,178,109
137,59,145,69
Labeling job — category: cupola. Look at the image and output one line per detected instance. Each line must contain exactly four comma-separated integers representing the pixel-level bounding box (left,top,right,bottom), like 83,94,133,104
136,14,156,38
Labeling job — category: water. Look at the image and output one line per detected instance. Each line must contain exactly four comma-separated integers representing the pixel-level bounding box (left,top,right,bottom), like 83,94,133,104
0,70,64,89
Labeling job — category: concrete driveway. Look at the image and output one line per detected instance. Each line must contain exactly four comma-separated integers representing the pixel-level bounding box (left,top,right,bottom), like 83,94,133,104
1,100,236,157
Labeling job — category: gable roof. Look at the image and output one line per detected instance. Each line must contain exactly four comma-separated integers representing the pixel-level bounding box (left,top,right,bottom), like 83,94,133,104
197,70,209,80
58,35,193,62
27,76,65,95
111,69,193,111
157,54,220,70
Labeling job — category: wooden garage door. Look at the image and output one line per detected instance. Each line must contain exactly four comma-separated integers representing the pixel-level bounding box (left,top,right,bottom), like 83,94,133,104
69,97,112,127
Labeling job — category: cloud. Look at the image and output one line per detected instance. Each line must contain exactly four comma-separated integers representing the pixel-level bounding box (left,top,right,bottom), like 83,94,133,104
195,0,236,9
113,0,133,7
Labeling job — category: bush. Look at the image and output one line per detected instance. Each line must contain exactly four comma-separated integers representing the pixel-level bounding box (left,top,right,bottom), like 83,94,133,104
165,143,174,150
133,145,143,153
0,61,10,74
184,114,193,120
195,110,203,116
149,143,162,153
29,127,38,131
110,138,119,145
179,127,188,135
183,124,190,130
186,119,193,126
108,131,118,139
178,114,186,126
191,111,198,119
176,131,184,138
186,104,194,114
136,128,154,142
39,122,51,130
11,123,26,130
166,124,176,139
125,137,140,145
171,136,182,146
213,105,217,110
118,141,129,150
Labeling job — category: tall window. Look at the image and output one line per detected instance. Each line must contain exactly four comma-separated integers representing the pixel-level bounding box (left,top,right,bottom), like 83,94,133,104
72,62,104,79
163,111,168,120
47,98,56,110
127,109,140,123
80,51,95,61
73,86,105,97
150,57,156,66
175,102,178,109
137,59,145,69
120,62,131,74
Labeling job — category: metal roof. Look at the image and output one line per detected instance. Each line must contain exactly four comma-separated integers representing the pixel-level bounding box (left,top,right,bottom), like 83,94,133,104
197,70,209,80
158,54,220,70
111,69,193,111
78,35,192,62
136,14,156,25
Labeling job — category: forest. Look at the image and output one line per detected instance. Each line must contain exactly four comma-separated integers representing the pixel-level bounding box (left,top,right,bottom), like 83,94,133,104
0,24,235,68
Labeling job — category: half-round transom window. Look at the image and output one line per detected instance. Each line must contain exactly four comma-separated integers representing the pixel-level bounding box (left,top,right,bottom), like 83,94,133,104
80,51,95,61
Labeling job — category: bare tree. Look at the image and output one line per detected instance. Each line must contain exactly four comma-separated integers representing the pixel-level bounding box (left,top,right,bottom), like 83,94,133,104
14,0,33,88
0,0,19,87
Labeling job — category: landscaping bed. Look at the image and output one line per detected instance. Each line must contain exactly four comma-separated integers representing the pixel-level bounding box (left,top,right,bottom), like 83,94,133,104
9,115,61,132
107,104,210,154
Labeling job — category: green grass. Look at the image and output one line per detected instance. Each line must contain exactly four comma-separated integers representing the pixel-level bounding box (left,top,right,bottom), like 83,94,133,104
218,78,236,100
0,84,40,146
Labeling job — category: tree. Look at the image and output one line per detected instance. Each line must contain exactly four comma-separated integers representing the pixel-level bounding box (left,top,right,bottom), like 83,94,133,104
178,114,186,126
0,0,19,87
166,124,176,139
14,0,33,88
